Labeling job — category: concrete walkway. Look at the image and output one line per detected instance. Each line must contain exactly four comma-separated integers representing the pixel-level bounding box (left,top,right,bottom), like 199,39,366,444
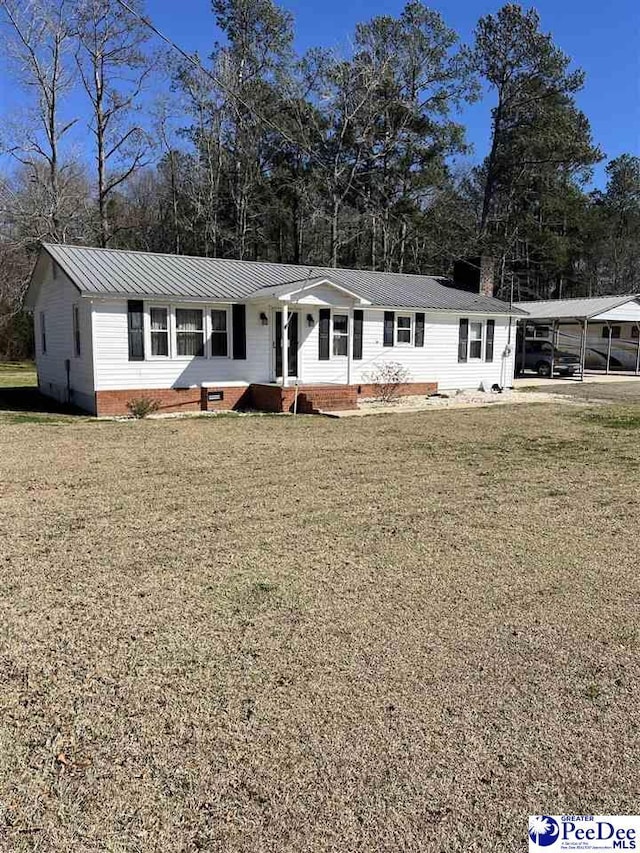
513,373,640,388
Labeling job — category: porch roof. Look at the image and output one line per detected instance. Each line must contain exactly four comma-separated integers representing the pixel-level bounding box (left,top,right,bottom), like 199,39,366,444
245,276,371,305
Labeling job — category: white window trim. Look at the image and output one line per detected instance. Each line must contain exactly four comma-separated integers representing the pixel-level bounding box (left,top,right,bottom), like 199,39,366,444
174,304,206,360
209,306,232,359
468,320,484,361
331,311,349,358
148,305,171,359
142,302,236,360
395,314,413,347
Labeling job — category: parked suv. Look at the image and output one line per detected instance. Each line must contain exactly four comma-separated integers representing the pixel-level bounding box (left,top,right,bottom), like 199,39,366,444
516,340,581,377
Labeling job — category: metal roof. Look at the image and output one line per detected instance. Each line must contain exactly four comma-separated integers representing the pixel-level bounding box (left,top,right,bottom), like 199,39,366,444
514,294,640,320
40,243,522,315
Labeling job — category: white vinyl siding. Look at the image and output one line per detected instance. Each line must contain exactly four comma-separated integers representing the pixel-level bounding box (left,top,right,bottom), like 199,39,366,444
349,311,514,391
92,299,271,390
31,260,95,410
90,296,515,396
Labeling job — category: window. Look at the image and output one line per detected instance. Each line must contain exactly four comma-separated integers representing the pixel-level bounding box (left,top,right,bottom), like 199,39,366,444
333,314,348,356
72,305,81,356
534,325,551,339
396,315,412,344
211,309,228,357
40,312,47,354
485,318,495,362
150,307,169,356
469,322,483,359
631,327,639,339
602,325,621,339
127,300,144,361
176,308,204,356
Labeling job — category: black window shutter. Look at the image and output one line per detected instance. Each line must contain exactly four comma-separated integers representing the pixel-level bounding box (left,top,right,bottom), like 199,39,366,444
485,319,495,362
232,304,246,360
458,318,469,363
127,300,144,361
415,312,425,347
319,308,330,360
353,310,363,360
383,311,394,347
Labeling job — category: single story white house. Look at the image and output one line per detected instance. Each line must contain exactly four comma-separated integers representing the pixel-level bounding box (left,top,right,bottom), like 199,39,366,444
24,243,523,415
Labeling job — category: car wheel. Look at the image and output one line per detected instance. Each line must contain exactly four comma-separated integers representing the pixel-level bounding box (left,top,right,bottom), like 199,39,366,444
536,361,552,377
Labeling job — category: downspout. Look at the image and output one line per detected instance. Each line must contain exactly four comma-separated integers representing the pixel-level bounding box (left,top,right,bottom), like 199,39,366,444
635,322,640,376
605,322,612,375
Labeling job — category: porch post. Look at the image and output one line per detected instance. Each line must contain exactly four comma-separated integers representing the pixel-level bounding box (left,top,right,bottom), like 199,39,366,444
635,322,640,375
579,318,588,382
281,302,288,388
347,308,353,386
606,322,612,375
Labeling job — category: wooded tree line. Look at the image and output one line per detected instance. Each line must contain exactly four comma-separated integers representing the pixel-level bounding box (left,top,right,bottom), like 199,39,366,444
1,0,639,358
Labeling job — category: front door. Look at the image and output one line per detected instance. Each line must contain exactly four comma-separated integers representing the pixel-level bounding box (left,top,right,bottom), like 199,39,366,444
275,311,299,378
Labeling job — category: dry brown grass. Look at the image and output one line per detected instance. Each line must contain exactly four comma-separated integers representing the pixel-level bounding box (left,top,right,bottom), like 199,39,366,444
1,403,639,852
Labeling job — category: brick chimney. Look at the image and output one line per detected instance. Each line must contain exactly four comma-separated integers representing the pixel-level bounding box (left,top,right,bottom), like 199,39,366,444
479,255,495,298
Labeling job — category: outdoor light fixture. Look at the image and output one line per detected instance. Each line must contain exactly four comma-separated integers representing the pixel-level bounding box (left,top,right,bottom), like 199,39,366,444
307,313,314,327
259,312,268,326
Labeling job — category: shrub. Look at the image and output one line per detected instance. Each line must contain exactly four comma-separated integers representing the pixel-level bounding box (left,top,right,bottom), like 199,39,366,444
364,361,411,403
126,396,160,419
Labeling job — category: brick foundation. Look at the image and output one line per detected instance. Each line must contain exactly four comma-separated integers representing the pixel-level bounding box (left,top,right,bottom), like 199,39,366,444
94,380,438,417
95,386,250,417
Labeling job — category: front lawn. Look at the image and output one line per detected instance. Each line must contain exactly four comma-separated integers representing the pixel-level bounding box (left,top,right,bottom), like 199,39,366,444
0,404,638,851
0,361,37,387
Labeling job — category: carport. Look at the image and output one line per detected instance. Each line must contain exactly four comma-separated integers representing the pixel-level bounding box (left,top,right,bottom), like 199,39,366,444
514,294,640,380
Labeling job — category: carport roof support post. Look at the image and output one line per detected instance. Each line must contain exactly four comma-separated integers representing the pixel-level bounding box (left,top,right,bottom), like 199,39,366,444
579,319,588,381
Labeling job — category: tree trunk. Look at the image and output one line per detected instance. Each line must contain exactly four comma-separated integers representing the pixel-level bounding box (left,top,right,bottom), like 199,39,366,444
480,96,504,238
330,194,339,268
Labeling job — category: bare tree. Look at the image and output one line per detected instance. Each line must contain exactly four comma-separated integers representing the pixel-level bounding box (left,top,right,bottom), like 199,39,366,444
75,0,152,246
0,0,81,242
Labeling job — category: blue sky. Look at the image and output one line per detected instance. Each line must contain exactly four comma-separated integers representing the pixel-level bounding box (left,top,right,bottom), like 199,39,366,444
1,0,639,187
